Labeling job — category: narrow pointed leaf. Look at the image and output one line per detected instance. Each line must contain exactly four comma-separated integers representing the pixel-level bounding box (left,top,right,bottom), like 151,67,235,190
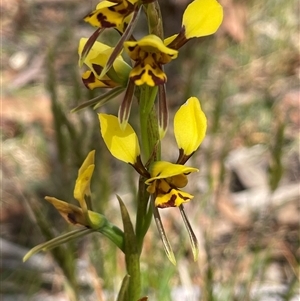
116,195,138,254
71,86,125,113
116,195,141,300
152,198,176,265
116,274,130,301
79,27,105,67
179,204,199,261
100,5,142,78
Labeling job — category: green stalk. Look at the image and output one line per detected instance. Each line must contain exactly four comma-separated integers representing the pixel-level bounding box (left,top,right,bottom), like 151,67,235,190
134,0,164,268
139,85,158,159
136,84,159,252
117,196,141,300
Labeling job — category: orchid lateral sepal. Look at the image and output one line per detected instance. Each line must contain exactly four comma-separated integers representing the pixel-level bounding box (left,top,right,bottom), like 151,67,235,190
179,204,199,261
118,80,136,129
99,5,142,79
23,228,94,262
158,84,168,139
79,27,105,67
152,195,176,265
71,86,125,113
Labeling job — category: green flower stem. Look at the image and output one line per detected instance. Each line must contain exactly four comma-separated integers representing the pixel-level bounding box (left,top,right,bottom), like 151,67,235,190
146,0,164,39
139,85,158,160
99,221,125,252
137,84,160,249
117,196,141,301
135,176,151,253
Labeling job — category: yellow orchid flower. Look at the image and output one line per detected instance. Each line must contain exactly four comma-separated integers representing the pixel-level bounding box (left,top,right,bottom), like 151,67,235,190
45,150,100,229
124,35,178,86
145,161,198,208
22,150,126,263
78,38,131,89
84,0,138,33
45,197,106,229
98,97,206,206
166,0,223,50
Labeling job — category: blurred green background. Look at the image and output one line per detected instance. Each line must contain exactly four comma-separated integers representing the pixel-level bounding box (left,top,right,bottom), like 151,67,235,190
1,0,299,300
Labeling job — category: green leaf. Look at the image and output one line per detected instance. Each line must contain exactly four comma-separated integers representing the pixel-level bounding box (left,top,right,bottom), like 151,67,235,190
117,195,141,300
116,274,130,301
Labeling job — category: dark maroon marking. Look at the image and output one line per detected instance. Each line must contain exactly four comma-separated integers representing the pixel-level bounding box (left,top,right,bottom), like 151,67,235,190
96,12,116,28
157,194,177,208
82,72,96,89
130,69,145,82
128,45,137,52
67,213,77,224
178,192,190,201
111,2,135,15
148,70,165,85
92,64,103,76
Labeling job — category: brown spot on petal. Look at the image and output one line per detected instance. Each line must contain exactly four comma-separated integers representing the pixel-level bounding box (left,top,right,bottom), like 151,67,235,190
82,72,96,89
148,70,165,85
128,45,137,52
157,194,177,208
131,69,145,82
178,192,190,201
96,12,116,28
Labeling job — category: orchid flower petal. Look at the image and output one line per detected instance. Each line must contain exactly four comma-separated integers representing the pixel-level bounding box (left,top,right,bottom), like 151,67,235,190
99,114,140,164
183,0,223,39
145,161,198,184
174,97,207,156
